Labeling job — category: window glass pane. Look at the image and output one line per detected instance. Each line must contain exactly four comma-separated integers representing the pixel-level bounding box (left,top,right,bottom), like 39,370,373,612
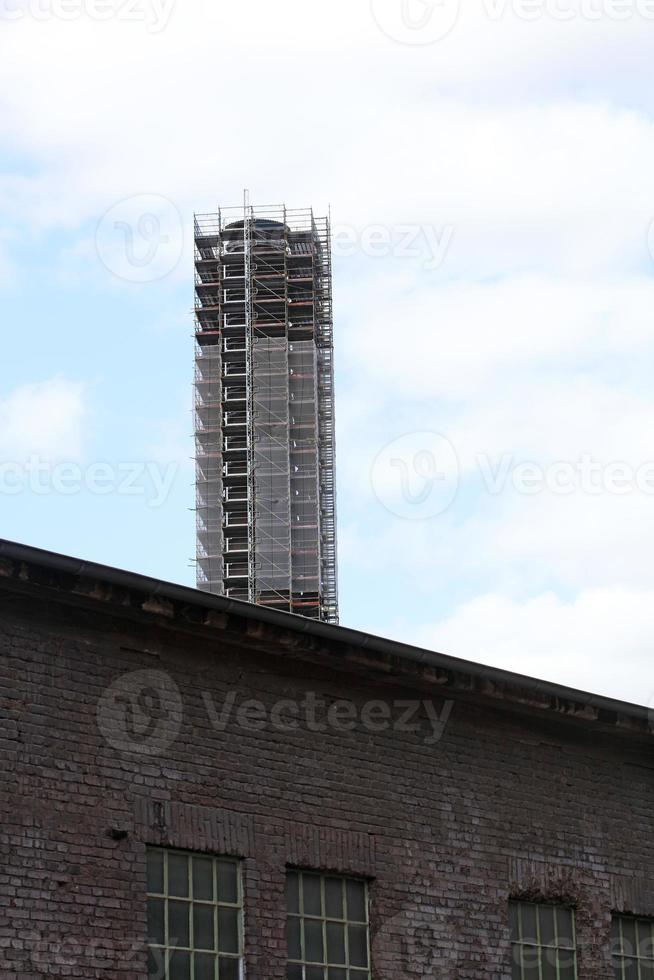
511,950,522,980
218,907,240,954
217,861,238,905
168,853,190,898
559,962,577,980
147,850,164,894
169,949,191,980
169,901,190,948
287,916,301,960
327,922,346,964
305,918,324,962
346,882,367,924
325,878,343,919
148,897,166,946
193,857,214,902
539,906,555,948
621,919,637,957
194,903,215,951
541,954,557,980
194,952,216,980
287,965,303,980
611,915,622,953
623,959,639,980
148,945,166,980
219,956,240,980
286,873,300,915
347,926,368,968
556,907,575,948
638,920,654,959
303,875,322,916
521,904,538,944
509,902,519,942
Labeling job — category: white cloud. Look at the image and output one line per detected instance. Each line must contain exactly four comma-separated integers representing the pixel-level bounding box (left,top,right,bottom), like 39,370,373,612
340,275,654,401
408,587,654,706
0,377,89,462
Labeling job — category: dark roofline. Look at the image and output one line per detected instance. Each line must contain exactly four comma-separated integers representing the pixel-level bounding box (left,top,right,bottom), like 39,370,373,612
0,537,651,732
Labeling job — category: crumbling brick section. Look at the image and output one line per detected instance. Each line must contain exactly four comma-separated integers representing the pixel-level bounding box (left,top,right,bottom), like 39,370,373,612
1,564,653,980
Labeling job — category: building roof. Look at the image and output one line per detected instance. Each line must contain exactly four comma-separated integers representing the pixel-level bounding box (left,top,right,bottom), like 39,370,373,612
0,537,651,739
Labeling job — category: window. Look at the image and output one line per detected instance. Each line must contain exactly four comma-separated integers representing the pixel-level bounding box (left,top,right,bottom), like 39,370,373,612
509,900,577,979
147,847,243,980
285,870,371,980
612,915,654,979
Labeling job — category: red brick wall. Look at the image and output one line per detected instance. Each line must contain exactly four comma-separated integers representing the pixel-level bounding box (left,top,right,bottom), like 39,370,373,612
2,592,653,979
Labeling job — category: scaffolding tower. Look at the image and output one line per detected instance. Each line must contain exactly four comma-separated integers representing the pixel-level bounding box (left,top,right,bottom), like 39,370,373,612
194,203,339,624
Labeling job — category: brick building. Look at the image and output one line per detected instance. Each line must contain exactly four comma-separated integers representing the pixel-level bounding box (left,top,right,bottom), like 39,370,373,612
1,538,653,979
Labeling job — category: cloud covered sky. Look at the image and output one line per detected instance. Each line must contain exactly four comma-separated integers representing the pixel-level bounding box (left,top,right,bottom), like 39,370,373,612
1,0,654,704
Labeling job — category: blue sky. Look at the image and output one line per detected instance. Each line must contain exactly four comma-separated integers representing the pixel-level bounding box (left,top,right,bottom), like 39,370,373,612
2,0,654,703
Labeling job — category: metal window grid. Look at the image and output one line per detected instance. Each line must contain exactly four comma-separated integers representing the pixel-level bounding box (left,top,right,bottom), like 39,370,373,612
612,914,654,979
285,870,371,980
509,900,578,980
147,847,244,980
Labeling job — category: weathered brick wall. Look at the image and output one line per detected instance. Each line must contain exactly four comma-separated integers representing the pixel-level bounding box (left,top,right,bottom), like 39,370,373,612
1,591,653,979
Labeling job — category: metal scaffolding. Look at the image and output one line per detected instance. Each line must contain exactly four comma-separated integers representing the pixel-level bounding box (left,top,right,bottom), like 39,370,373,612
193,203,339,624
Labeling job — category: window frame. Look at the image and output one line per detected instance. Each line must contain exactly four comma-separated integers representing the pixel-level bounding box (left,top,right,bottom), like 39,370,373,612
285,868,372,980
509,899,578,979
146,845,244,980
612,913,654,979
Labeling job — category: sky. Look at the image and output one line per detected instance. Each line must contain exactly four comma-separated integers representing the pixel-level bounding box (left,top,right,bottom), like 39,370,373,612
1,0,654,705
